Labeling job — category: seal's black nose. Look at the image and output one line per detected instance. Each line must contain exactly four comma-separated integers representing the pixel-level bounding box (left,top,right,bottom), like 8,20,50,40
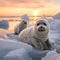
40,26,43,28
24,21,27,24
38,26,45,31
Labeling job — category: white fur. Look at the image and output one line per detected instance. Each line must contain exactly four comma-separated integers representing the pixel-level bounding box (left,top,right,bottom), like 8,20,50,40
19,19,50,50
14,14,29,35
14,21,27,35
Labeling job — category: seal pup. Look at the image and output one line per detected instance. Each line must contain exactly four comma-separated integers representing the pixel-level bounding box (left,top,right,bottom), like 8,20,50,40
19,19,51,50
14,14,29,35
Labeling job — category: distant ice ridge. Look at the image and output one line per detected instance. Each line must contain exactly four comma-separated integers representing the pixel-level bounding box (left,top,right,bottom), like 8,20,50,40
48,19,60,32
21,14,30,22
41,15,47,19
53,12,60,19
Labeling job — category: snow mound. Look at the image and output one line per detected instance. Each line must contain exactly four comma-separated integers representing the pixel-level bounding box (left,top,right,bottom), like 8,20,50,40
4,48,32,60
42,50,59,60
53,12,60,19
0,40,49,60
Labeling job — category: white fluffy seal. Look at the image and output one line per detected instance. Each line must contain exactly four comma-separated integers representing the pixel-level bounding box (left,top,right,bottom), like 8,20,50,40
19,19,51,50
14,14,29,35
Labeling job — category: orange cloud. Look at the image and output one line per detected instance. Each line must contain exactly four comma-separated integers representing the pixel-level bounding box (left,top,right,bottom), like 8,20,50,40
0,0,60,16
0,0,60,9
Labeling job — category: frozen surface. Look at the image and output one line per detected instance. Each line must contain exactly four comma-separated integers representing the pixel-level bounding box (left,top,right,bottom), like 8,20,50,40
53,12,60,19
0,18,60,60
0,20,9,29
0,40,49,60
42,50,60,60
4,48,32,60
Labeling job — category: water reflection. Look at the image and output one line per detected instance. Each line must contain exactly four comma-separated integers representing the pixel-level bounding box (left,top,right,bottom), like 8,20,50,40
8,21,20,32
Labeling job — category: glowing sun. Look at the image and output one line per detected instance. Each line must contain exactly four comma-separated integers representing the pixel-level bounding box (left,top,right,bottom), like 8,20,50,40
33,10,38,17
33,10,38,20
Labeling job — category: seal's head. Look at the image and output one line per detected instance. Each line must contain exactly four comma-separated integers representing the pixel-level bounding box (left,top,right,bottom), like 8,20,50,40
34,19,50,35
21,20,27,24
21,14,30,24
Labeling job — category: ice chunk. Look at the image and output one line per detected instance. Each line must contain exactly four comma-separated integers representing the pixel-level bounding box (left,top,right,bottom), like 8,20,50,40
4,48,32,60
56,55,60,60
0,40,49,60
21,14,30,22
42,50,59,60
53,12,60,19
0,40,33,60
0,20,9,29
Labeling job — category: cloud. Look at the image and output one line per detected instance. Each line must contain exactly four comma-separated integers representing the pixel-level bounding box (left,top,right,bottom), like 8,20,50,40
0,0,60,8
52,0,60,3
6,0,52,3
0,0,46,8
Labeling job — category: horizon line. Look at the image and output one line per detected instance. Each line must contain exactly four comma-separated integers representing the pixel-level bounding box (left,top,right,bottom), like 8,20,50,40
0,16,53,18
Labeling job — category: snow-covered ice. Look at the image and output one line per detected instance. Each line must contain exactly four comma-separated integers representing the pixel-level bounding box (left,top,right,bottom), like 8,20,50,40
21,14,30,22
0,18,60,60
53,12,60,19
0,39,50,60
4,48,32,60
42,50,60,60
0,20,9,29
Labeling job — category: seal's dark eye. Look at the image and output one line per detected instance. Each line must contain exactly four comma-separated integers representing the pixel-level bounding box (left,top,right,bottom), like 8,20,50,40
37,23,40,26
43,23,46,26
23,21,27,24
22,21,27,24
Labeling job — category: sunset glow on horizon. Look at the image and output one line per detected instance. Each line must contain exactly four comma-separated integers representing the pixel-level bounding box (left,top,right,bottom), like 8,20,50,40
33,10,39,17
0,0,60,16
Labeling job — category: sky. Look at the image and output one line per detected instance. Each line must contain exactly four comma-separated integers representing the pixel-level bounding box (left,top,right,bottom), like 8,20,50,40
0,0,60,16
